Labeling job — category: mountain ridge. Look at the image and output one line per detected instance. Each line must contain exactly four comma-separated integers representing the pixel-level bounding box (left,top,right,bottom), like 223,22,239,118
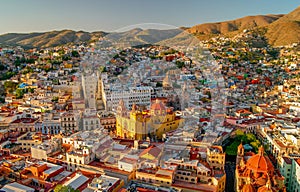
1,6,300,48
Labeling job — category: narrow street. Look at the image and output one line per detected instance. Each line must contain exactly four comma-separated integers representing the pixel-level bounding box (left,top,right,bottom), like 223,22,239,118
225,161,236,192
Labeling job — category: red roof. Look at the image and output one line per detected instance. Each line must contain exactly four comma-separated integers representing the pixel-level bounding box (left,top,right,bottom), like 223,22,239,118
246,146,274,173
150,99,166,111
11,118,37,124
282,157,292,165
140,146,161,158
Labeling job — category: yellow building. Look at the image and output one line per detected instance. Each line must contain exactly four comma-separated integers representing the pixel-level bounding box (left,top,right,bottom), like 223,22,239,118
136,168,175,186
116,99,182,140
207,146,226,171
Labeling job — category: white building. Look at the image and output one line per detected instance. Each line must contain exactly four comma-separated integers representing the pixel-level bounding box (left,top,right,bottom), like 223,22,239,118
82,108,100,131
63,129,109,171
63,173,89,190
289,158,300,192
83,175,123,192
60,110,82,132
103,85,153,111
1,182,35,192
118,154,139,172
31,137,62,160
35,118,61,135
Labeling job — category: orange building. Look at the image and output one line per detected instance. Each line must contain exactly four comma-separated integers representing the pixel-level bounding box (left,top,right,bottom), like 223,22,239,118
20,162,64,191
235,144,286,192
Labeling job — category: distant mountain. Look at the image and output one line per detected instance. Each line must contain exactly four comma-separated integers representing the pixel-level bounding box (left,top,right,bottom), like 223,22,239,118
159,14,285,47
266,6,300,46
1,6,300,48
0,28,182,48
186,14,283,35
105,28,182,47
0,30,107,48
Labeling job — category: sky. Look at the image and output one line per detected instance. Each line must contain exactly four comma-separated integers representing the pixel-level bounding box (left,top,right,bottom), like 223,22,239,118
0,0,299,34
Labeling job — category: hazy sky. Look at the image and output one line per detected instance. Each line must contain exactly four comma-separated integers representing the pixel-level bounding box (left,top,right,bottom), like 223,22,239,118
0,0,299,34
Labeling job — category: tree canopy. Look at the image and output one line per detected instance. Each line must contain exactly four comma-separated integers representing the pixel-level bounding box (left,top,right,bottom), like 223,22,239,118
54,184,80,192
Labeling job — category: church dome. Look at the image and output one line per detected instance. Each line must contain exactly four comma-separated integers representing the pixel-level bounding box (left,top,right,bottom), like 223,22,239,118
242,184,255,192
257,176,275,192
257,186,275,192
151,99,166,111
246,146,274,173
254,175,268,186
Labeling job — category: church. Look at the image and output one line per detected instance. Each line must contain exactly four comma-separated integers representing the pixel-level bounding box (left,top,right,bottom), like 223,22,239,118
235,144,286,192
116,99,182,140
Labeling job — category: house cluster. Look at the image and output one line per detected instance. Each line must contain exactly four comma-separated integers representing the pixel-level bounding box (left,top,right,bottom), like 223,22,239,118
0,27,299,191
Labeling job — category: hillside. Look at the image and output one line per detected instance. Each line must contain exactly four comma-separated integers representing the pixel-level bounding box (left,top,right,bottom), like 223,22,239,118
0,28,182,48
187,14,283,35
0,30,107,48
1,6,300,48
105,28,182,47
266,6,300,46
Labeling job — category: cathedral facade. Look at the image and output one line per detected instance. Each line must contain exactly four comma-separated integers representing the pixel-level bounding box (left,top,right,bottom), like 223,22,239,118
116,99,182,140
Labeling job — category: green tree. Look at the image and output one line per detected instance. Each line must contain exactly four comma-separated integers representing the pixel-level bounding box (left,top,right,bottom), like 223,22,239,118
62,55,71,61
26,58,35,64
235,130,244,137
246,133,256,142
0,64,5,71
250,140,261,152
15,89,25,99
4,81,17,93
156,82,162,87
256,68,262,74
225,140,241,156
175,61,185,69
52,96,59,102
71,50,80,57
54,184,80,192
99,66,107,73
28,88,35,93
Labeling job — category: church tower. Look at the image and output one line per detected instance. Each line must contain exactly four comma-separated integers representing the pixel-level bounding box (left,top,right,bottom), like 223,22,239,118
117,99,127,117
236,143,244,165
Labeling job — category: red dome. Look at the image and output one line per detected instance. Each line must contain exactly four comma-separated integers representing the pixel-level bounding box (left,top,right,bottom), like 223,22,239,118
242,184,255,192
151,99,166,111
246,146,274,173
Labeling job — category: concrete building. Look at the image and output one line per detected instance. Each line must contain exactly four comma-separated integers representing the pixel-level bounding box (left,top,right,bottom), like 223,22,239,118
35,113,61,135
9,118,38,133
82,73,98,109
17,132,43,151
60,110,82,133
63,173,89,191
278,156,292,189
101,76,154,111
62,129,109,171
289,158,300,192
31,137,62,160
118,154,139,172
97,111,116,132
83,175,124,192
82,108,100,131
1,182,35,192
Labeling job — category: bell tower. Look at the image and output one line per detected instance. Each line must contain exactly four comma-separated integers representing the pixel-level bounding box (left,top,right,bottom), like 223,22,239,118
236,143,244,165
